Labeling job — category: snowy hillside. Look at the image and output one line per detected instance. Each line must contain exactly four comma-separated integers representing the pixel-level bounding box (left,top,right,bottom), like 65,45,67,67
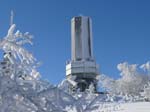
85,102,150,112
114,102,150,112
0,23,149,112
78,102,150,112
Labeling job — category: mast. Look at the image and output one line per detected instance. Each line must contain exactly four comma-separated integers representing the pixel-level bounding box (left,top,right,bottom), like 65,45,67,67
10,10,14,26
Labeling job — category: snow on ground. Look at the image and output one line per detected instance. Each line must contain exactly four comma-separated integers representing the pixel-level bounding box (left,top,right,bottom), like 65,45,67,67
107,102,150,112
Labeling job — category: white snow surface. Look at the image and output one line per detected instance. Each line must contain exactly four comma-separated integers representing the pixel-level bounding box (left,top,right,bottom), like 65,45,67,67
116,102,150,112
85,102,150,112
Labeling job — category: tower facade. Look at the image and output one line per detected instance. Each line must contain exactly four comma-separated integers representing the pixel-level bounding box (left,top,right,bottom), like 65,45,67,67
66,16,99,92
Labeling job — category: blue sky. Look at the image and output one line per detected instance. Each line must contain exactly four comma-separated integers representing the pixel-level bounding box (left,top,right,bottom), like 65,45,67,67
0,0,150,84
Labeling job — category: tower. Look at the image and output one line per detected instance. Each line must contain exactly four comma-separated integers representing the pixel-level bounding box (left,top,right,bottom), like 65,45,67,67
66,16,99,92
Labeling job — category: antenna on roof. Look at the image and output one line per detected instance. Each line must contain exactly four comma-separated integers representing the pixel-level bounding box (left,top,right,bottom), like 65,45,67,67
10,10,14,26
79,14,84,17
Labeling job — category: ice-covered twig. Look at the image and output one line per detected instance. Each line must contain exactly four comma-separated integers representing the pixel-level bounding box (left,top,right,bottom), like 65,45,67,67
0,24,35,64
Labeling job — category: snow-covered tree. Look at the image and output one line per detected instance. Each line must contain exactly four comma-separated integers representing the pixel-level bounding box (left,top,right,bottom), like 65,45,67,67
99,62,150,101
141,82,150,101
0,23,77,112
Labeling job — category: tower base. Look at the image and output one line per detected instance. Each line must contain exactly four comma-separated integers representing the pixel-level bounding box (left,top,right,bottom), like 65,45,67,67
66,60,99,92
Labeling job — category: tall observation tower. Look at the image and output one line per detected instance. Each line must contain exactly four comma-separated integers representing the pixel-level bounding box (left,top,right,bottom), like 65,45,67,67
66,16,99,92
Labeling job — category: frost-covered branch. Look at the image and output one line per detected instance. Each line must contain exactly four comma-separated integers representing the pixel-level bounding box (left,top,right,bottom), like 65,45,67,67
0,24,35,64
